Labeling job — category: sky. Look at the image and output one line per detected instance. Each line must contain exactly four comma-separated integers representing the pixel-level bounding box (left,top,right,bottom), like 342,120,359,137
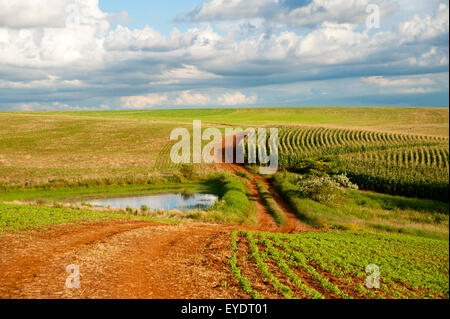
0,0,448,111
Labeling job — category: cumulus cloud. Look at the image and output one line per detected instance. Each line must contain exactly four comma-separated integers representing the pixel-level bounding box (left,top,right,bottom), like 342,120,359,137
217,92,258,105
0,0,108,70
174,91,211,106
120,91,257,108
0,0,73,29
361,76,435,87
399,3,449,44
0,0,109,30
0,0,448,109
16,101,110,111
150,64,221,86
395,87,439,94
121,93,169,109
0,75,83,89
361,74,443,96
181,0,397,26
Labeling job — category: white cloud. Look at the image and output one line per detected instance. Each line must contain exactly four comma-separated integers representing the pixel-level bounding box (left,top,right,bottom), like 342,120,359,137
361,76,435,87
107,11,132,25
183,0,397,26
184,0,275,22
276,0,397,26
217,92,258,105
0,0,448,109
0,0,69,28
120,90,257,107
395,87,439,94
0,75,83,89
0,0,108,69
399,3,449,43
17,102,89,111
296,22,369,64
0,0,109,31
174,91,211,106
121,93,169,109
150,64,221,86
361,74,442,96
408,47,449,67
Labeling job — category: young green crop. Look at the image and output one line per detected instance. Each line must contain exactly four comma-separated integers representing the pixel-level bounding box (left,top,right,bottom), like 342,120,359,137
230,230,449,299
0,204,179,232
229,231,262,299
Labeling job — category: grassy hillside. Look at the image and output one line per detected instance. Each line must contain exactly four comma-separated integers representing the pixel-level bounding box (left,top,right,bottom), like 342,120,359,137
5,107,449,135
0,112,187,186
0,108,448,187
272,172,449,240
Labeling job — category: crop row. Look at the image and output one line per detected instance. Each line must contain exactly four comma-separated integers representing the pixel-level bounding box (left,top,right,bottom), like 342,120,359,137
230,230,449,299
152,142,180,171
343,145,449,169
277,127,449,201
279,126,446,157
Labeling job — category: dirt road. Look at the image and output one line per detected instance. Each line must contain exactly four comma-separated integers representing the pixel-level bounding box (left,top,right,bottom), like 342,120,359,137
0,220,248,299
0,165,311,299
0,133,312,299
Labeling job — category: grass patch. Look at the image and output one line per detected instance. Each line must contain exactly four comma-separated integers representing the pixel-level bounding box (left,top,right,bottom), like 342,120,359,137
205,174,256,225
272,172,449,240
0,204,179,232
0,181,220,203
255,181,288,226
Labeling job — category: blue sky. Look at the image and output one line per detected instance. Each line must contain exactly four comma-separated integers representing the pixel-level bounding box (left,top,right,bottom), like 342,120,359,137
99,1,199,33
0,0,448,110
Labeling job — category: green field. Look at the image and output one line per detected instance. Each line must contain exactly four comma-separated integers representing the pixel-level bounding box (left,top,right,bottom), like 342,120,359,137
0,203,180,232
0,107,448,299
278,126,449,201
11,107,448,136
231,230,449,299
273,172,449,240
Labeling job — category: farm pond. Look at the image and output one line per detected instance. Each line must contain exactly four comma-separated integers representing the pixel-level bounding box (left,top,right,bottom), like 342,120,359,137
81,192,219,211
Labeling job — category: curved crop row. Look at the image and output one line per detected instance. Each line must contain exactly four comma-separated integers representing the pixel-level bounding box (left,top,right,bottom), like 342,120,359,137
279,127,447,158
344,145,449,169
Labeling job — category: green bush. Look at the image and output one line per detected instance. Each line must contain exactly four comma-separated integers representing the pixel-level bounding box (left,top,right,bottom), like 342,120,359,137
179,164,195,179
272,173,326,228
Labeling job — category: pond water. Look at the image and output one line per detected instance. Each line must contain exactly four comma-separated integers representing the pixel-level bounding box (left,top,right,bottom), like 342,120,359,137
83,192,219,211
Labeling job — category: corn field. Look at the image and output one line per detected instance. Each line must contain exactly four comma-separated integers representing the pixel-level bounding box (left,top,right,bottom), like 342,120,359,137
278,127,449,201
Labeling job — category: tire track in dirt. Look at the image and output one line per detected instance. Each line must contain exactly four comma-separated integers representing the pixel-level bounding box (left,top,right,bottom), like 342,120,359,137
221,163,278,232
0,221,247,299
218,131,313,233
0,220,160,298
0,131,314,299
223,163,314,233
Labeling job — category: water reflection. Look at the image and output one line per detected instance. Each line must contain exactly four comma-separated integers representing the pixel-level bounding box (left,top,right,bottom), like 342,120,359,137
83,192,218,211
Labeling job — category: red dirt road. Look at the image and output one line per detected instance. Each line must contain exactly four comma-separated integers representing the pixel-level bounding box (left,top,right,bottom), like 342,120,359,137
0,133,313,299
219,132,313,233
221,162,313,233
0,220,247,299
